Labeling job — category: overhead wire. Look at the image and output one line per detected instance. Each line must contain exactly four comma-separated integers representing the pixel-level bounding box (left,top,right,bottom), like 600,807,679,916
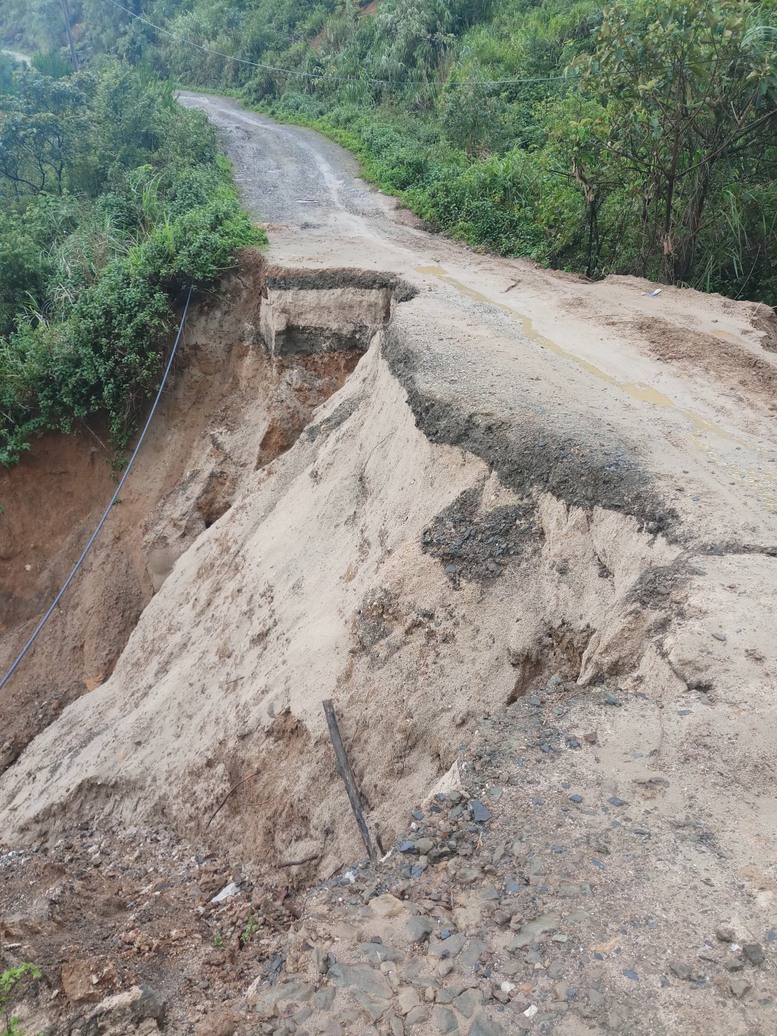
0,285,194,694
101,0,587,90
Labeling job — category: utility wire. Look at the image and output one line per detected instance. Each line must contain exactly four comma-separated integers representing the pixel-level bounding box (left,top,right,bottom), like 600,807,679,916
0,285,194,694
101,0,586,89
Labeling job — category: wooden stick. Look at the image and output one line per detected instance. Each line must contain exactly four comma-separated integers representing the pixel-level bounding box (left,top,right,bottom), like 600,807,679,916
278,853,321,868
322,699,376,863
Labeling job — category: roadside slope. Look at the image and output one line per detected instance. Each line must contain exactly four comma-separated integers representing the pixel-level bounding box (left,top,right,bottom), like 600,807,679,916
0,98,776,1035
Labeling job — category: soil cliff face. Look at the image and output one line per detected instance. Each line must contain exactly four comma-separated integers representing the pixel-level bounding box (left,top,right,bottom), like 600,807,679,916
1,234,776,1035
0,255,367,775
0,250,753,876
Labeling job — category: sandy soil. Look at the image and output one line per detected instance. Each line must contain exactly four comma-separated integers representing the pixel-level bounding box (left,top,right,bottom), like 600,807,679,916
1,96,776,1035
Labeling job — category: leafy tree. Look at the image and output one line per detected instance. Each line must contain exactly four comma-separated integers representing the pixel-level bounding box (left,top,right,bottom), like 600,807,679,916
0,70,88,195
0,59,265,465
562,0,777,284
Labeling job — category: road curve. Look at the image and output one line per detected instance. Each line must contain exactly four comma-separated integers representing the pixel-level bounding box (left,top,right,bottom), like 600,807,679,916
1,48,31,65
178,91,777,540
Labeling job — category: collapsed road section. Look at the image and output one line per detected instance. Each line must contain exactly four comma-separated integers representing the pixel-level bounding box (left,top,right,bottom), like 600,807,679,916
1,96,777,1036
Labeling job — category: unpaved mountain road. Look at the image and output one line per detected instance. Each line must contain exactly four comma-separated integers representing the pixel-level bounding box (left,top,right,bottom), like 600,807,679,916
179,91,777,539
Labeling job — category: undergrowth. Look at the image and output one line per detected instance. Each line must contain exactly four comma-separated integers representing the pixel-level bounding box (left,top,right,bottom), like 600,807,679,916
0,59,265,467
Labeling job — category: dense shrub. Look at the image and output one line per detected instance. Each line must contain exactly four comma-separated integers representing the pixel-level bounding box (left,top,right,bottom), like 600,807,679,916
0,59,264,465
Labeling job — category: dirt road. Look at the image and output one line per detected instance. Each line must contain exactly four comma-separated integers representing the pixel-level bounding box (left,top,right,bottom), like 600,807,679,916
179,92,777,535
0,48,31,65
1,94,777,1036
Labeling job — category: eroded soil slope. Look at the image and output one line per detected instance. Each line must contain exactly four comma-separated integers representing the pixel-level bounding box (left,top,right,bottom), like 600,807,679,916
1,98,777,1036
0,256,364,773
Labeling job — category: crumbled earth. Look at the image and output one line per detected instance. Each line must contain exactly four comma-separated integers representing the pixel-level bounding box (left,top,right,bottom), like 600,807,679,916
3,678,775,1035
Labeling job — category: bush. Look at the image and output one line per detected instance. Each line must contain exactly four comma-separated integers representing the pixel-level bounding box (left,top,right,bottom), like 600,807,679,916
0,60,266,465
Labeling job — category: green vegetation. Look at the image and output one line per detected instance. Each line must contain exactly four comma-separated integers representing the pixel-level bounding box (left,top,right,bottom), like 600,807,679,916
12,0,772,306
0,56,263,465
240,913,260,945
0,0,775,468
1,962,40,1035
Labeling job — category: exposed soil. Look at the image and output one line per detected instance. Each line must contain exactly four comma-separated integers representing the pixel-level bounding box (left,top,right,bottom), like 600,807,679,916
630,314,777,414
0,259,368,776
2,97,777,1036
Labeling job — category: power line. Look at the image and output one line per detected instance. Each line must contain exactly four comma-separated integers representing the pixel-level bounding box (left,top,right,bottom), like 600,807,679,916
0,286,194,695
103,0,392,84
101,0,585,90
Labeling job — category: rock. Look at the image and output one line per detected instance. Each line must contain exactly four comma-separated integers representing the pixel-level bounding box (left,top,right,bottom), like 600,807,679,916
352,988,388,1022
469,1012,507,1035
313,945,330,975
78,986,165,1035
415,838,434,854
328,964,393,1000
314,988,336,1011
361,942,405,964
569,794,583,804
429,933,466,958
743,943,765,966
405,916,435,944
437,980,477,1005
715,925,736,943
508,914,559,950
451,865,482,885
723,958,745,973
459,938,487,966
622,970,639,981
386,1013,405,1036
194,1007,239,1036
433,1006,459,1032
211,882,239,904
669,961,693,981
405,1005,429,1027
61,958,117,1004
608,797,627,807
397,987,421,1015
471,801,493,823
452,988,483,1018
730,978,752,999
370,894,406,919
252,978,315,1018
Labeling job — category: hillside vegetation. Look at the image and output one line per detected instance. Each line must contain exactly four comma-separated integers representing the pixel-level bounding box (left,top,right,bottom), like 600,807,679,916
6,0,775,305
0,52,262,466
